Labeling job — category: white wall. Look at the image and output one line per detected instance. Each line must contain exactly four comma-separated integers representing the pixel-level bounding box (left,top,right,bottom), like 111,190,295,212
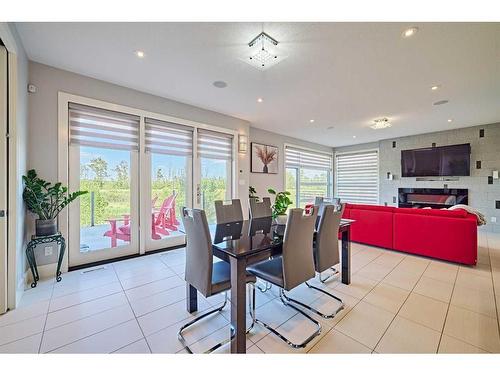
0,23,29,308
249,127,333,199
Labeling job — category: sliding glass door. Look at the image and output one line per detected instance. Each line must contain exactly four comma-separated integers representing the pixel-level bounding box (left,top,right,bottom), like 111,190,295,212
66,99,236,267
144,118,193,251
197,130,233,224
68,104,140,267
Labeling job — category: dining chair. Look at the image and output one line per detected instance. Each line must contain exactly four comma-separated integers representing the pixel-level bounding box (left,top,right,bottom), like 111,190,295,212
248,197,273,292
178,207,256,353
249,197,272,219
214,199,243,224
247,207,322,349
302,205,345,318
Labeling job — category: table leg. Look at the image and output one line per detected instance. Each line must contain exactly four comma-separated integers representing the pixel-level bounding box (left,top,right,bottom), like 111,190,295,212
230,256,247,354
341,229,351,285
186,283,198,313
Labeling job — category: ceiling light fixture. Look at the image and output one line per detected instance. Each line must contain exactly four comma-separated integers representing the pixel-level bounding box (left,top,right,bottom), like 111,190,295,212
135,50,145,58
448,119,453,123
353,136,357,139
431,85,440,91
213,81,228,88
257,98,263,103
242,32,287,71
402,27,419,38
370,118,392,130
309,119,315,123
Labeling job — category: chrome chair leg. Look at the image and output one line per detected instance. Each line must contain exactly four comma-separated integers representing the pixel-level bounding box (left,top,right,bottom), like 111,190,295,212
318,267,339,283
247,285,322,349
178,291,234,354
284,282,345,319
257,280,272,292
246,283,256,334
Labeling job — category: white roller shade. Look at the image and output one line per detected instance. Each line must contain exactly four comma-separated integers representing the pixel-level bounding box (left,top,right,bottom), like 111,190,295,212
69,103,140,151
145,117,193,156
285,146,332,171
197,129,233,160
335,150,379,204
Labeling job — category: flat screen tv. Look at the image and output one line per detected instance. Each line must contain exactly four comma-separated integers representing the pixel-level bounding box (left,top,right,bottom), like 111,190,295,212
401,143,471,177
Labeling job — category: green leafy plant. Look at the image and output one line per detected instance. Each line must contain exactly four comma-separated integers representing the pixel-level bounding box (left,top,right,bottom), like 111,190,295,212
23,169,88,220
267,188,293,219
249,186,258,199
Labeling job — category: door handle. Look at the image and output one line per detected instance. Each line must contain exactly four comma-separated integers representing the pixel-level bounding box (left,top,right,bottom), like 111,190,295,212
196,185,201,205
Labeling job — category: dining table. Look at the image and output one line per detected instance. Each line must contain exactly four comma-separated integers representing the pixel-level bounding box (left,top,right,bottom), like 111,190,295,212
184,216,355,354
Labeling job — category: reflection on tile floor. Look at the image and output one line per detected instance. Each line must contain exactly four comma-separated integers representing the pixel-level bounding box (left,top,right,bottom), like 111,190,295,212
1,231,500,354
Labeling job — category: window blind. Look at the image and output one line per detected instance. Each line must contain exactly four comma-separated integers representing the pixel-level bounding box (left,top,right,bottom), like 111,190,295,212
335,150,379,204
145,117,193,156
285,146,333,171
69,103,140,151
197,129,233,160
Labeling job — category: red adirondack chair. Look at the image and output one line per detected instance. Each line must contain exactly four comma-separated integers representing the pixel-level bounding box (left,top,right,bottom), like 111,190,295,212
153,192,179,236
104,195,160,248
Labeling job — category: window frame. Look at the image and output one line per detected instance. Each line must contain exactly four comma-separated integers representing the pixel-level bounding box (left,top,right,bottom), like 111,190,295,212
334,148,380,205
283,143,334,208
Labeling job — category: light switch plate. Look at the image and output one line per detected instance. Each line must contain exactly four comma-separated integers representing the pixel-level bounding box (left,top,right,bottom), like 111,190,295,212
491,217,497,223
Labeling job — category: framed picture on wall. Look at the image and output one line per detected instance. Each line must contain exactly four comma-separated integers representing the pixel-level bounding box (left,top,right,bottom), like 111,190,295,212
251,142,279,174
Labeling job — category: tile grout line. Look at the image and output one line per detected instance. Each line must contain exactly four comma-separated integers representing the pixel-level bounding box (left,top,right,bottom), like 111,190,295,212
486,233,500,342
435,259,460,353
37,277,57,353
111,263,153,354
370,259,433,352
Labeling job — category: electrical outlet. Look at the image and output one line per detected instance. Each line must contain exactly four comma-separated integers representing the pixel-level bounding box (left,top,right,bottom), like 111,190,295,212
44,246,53,256
491,217,497,223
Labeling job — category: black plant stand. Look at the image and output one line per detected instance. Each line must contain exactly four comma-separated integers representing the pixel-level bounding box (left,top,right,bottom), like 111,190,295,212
26,233,66,288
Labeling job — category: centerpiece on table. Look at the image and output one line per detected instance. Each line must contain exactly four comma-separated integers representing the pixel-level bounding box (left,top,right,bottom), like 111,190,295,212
23,169,88,236
267,188,293,225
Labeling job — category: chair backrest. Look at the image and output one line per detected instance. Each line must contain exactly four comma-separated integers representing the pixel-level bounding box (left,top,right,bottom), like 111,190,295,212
155,193,176,225
181,208,213,297
281,207,318,291
249,197,272,219
315,205,342,273
214,199,243,224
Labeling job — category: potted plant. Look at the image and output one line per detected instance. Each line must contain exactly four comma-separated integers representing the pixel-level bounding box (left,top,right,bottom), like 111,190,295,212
249,186,258,199
267,188,293,225
23,169,88,236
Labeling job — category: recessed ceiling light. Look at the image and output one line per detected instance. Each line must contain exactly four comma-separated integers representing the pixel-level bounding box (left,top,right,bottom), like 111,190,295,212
309,119,315,123
213,81,228,88
433,100,449,106
447,119,453,123
135,50,145,58
353,135,357,139
431,85,440,91
370,118,392,130
257,98,263,103
402,27,419,38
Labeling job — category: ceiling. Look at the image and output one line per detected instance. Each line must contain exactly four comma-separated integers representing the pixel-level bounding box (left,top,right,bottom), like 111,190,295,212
15,22,500,147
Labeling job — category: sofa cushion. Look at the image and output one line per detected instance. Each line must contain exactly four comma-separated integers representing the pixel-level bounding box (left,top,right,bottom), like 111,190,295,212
395,207,468,218
348,207,394,249
345,203,395,213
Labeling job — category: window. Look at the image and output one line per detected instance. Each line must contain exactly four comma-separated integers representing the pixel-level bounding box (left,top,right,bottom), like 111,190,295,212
335,150,379,204
285,145,333,208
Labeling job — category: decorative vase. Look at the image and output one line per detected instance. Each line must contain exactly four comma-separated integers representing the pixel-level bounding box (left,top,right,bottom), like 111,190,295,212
263,164,269,173
274,214,288,225
35,219,57,237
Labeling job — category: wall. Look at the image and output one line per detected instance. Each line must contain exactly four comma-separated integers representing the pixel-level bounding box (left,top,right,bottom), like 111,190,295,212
0,23,29,308
335,123,500,232
27,62,251,269
249,127,333,199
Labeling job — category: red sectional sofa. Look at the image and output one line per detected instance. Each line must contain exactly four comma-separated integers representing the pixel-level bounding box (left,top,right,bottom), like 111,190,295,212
342,203,478,265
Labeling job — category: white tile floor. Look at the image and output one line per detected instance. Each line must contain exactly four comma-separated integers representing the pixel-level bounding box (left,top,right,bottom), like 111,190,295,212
1,231,500,354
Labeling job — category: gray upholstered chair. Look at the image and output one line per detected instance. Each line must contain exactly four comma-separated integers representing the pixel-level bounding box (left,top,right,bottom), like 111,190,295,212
178,207,256,353
302,205,345,318
247,207,322,349
249,197,272,219
214,199,243,224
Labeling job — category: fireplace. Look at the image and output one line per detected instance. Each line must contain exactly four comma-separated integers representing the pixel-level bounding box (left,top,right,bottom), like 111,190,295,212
398,188,468,209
